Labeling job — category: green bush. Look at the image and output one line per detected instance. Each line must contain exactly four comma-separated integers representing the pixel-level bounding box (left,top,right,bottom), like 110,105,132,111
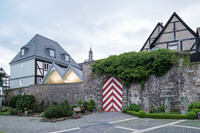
126,110,138,116
87,99,95,111
77,99,83,107
192,108,200,113
146,113,187,119
129,103,141,112
186,111,196,119
126,111,188,119
138,110,147,118
10,109,18,115
150,105,157,113
52,101,58,105
122,108,129,113
0,106,12,112
44,104,73,119
9,94,35,109
158,105,164,112
62,100,69,106
70,104,77,111
189,101,200,111
83,101,88,110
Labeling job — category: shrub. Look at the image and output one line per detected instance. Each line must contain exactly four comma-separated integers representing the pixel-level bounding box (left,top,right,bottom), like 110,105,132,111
138,110,147,118
146,113,187,119
77,99,83,107
62,100,69,106
189,101,200,111
38,100,44,113
158,105,164,112
70,104,77,111
150,105,157,113
0,106,12,112
129,103,141,112
52,101,58,105
126,111,138,116
186,111,196,119
87,99,95,111
10,109,18,115
122,107,129,113
9,94,35,109
192,108,200,113
83,101,88,110
44,104,73,119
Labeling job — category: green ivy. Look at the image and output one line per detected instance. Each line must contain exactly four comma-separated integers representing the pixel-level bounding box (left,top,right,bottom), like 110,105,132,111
92,49,188,89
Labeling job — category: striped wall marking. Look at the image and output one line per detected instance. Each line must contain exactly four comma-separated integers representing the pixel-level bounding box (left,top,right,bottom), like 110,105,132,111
103,77,122,112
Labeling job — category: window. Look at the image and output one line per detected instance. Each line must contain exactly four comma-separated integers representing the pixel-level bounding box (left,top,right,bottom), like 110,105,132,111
49,49,55,57
21,49,25,56
44,63,49,70
65,54,70,62
20,79,24,86
37,77,42,84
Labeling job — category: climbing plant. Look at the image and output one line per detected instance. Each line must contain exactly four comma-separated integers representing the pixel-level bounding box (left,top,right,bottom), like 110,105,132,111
91,49,188,90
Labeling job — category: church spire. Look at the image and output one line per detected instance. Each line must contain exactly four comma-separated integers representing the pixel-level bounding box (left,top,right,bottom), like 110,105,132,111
88,46,93,62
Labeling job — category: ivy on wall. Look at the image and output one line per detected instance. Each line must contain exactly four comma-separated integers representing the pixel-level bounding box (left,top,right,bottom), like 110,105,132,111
91,49,189,90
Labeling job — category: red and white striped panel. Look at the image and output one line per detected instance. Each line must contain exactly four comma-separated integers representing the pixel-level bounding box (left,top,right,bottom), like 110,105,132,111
103,77,122,112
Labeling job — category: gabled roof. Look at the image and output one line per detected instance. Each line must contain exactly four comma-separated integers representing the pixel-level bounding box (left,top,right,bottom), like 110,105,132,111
63,64,83,81
150,12,198,47
10,34,81,69
140,23,163,51
41,62,83,84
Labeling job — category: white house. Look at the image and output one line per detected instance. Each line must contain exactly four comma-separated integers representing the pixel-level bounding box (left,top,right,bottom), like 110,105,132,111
10,34,81,89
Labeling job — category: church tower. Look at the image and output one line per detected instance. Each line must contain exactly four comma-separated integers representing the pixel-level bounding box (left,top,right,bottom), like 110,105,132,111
87,47,94,62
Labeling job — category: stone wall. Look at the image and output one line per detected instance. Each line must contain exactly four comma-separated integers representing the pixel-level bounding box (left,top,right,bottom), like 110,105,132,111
128,61,200,109
6,83,84,105
5,60,200,111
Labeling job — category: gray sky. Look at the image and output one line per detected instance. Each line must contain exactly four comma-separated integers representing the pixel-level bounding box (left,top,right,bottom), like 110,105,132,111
1,0,200,74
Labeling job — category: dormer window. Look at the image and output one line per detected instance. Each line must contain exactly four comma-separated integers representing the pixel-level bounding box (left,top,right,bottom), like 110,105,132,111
62,54,70,62
65,54,70,62
49,49,55,57
46,48,55,57
20,47,28,56
21,49,25,56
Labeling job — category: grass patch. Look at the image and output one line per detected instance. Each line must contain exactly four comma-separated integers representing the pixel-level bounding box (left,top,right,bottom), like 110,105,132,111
0,112,10,115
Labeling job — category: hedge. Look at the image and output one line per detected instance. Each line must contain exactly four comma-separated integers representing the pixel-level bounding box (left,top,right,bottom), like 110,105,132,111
192,108,200,113
126,111,188,119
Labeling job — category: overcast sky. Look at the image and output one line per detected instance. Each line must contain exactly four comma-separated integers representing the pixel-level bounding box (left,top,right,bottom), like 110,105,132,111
1,0,200,74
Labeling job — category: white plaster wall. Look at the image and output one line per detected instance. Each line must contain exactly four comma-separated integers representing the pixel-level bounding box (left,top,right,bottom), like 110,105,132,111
10,77,35,89
10,58,35,89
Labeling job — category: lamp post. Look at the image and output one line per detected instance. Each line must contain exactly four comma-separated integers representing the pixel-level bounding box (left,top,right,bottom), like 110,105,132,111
18,89,22,117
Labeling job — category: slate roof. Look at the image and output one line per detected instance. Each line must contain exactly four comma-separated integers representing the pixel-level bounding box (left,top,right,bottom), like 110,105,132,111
10,34,81,69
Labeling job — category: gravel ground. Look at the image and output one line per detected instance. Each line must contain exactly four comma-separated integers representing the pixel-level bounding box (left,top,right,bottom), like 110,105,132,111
0,112,200,133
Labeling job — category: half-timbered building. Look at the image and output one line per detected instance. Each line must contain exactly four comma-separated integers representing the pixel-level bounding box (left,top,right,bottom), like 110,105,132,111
10,34,81,89
0,67,10,95
141,12,200,52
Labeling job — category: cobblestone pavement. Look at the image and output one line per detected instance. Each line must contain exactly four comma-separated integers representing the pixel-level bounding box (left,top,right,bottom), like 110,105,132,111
0,112,200,133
